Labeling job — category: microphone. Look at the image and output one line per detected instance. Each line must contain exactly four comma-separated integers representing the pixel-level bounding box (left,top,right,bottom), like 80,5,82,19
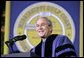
12,35,26,42
5,35,26,53
5,35,26,44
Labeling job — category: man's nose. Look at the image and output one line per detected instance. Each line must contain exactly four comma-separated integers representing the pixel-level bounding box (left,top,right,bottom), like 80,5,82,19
38,25,43,30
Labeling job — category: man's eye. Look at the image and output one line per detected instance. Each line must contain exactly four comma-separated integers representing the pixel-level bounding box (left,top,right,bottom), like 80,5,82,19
36,25,39,27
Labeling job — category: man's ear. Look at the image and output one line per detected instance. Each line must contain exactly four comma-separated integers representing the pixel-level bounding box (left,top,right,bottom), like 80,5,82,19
50,26,53,32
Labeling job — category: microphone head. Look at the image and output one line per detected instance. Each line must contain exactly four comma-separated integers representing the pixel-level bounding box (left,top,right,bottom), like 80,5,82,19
14,35,27,41
19,35,27,40
21,35,26,39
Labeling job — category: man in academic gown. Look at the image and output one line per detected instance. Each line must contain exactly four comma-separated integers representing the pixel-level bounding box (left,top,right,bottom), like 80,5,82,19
30,17,77,57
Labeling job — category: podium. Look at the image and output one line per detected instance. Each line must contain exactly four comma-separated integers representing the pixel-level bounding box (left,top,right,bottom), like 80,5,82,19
2,39,40,57
1,52,30,57
1,52,39,57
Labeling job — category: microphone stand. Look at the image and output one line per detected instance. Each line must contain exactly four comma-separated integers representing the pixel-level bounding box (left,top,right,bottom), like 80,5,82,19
5,41,15,54
5,35,26,54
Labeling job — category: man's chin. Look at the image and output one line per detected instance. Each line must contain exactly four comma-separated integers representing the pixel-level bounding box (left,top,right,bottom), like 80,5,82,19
40,36,46,38
40,35,47,38
38,34,47,38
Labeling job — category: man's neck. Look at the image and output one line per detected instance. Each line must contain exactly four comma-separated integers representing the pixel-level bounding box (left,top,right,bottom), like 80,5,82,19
41,34,52,42
42,38,46,42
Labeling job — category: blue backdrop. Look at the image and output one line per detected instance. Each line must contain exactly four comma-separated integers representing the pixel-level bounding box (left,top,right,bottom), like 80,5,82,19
9,1,80,57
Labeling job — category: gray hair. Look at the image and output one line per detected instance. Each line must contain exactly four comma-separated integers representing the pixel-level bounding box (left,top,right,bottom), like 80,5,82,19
36,17,52,27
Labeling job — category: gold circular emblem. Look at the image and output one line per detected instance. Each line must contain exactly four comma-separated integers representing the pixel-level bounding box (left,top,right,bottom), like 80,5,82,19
14,2,75,52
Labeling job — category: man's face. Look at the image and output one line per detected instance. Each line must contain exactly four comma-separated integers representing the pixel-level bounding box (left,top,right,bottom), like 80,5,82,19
36,18,52,38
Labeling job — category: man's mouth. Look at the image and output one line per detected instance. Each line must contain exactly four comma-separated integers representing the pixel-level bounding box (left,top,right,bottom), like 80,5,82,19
39,30,44,32
38,30,45,34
